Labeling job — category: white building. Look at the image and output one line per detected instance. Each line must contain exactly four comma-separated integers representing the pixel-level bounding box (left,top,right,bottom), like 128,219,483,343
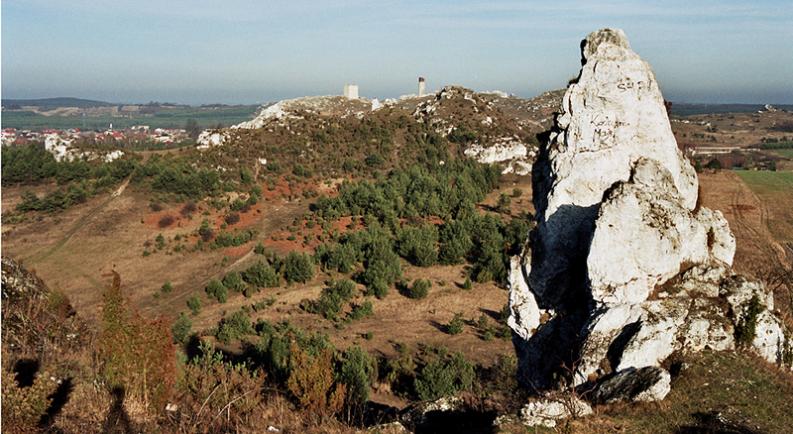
343,84,359,99
418,77,426,97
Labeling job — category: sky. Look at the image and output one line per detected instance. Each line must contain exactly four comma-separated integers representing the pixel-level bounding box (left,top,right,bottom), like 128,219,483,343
2,0,792,105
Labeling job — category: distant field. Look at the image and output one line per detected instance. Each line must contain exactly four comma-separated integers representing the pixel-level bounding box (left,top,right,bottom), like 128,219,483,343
734,169,793,243
671,103,793,116
773,149,793,159
736,170,793,192
1,105,260,130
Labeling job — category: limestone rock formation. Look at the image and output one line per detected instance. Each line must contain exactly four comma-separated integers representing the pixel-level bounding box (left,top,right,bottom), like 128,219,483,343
508,28,791,402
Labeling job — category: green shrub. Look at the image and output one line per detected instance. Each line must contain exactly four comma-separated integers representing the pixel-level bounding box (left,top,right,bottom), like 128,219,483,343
317,243,358,273
496,193,511,213
469,215,507,283
304,279,356,320
214,229,256,248
348,300,374,321
461,277,472,290
216,310,254,344
198,219,214,242
254,242,266,255
1,144,58,184
338,346,376,415
447,126,477,145
406,279,431,299
397,224,438,267
359,240,401,299
283,252,315,284
242,261,279,288
438,220,474,265
414,351,475,401
735,295,764,347
161,281,173,294
172,312,192,344
187,296,202,315
205,279,228,303
446,313,464,335
222,272,246,293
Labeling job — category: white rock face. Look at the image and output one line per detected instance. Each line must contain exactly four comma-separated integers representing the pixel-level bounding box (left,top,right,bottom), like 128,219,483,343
44,134,77,162
507,255,541,341
587,158,734,305
232,96,370,130
508,28,791,403
44,134,124,163
234,101,291,129
196,130,227,149
463,136,534,175
103,149,125,162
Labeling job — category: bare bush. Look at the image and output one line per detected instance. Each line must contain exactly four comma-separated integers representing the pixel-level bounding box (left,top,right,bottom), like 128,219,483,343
158,215,175,228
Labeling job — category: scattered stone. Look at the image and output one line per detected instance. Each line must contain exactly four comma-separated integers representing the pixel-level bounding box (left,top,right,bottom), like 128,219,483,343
517,396,593,428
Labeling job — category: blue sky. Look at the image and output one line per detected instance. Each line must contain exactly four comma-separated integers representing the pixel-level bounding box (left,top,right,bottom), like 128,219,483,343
2,0,792,104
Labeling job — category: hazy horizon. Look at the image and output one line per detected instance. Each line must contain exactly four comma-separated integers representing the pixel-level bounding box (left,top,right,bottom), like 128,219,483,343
3,0,792,105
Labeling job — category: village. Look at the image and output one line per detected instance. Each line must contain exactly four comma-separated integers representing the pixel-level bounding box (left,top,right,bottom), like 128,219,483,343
1,125,191,148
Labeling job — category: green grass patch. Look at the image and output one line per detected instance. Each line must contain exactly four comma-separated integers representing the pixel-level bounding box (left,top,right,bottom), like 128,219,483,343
594,351,793,434
734,170,793,193
772,149,793,159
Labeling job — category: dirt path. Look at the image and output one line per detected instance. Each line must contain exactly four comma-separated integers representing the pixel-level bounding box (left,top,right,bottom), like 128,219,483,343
140,199,310,317
699,170,790,277
31,176,132,263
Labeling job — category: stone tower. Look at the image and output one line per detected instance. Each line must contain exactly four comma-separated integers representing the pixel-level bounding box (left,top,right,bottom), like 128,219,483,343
418,77,426,97
343,84,359,99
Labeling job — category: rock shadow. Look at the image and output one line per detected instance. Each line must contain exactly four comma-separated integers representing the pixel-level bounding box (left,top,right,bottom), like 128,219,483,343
413,409,498,434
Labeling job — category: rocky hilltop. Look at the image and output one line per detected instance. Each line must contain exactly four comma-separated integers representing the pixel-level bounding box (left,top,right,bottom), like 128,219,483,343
196,86,555,176
508,28,791,405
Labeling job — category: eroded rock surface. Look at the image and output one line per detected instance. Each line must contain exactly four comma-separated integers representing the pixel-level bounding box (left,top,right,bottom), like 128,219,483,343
508,28,791,404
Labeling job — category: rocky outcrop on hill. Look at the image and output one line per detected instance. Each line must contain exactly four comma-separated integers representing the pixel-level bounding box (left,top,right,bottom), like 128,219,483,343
44,134,124,163
411,86,537,174
507,28,791,410
196,86,542,175
196,96,371,148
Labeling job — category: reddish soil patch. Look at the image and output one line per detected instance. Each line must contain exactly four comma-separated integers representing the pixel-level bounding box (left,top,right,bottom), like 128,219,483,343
143,210,186,230
332,216,362,232
223,244,252,258
262,237,314,254
263,215,365,254
261,177,318,202
213,202,265,230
